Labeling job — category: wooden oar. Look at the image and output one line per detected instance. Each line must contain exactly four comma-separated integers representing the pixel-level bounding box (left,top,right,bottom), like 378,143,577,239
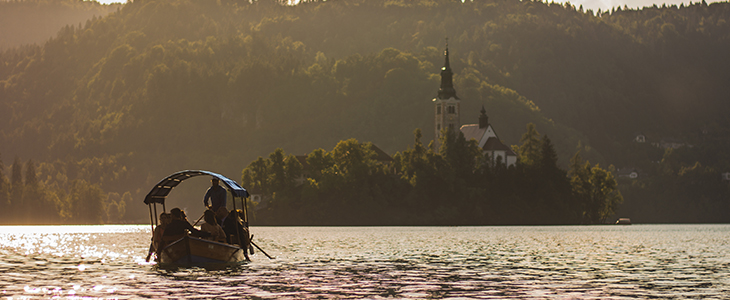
144,242,154,262
250,240,274,259
248,234,274,259
145,204,156,262
192,213,205,226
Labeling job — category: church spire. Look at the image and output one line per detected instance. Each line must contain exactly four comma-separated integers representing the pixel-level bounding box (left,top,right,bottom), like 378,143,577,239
437,38,458,100
479,105,489,129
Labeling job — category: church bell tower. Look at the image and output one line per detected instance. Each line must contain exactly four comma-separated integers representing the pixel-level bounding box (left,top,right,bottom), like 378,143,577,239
433,39,460,149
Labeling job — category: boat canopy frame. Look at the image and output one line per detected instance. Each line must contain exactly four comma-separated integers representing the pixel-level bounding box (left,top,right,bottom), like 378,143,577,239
143,170,252,252
144,170,249,206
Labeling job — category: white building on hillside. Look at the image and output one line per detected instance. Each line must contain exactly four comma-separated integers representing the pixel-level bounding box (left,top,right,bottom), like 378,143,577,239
432,40,516,167
460,107,517,167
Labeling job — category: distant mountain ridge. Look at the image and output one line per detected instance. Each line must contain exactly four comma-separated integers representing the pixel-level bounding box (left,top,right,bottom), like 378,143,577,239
1,0,729,220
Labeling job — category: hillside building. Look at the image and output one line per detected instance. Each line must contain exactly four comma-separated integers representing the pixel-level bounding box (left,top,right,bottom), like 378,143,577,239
432,41,516,167
433,41,460,150
634,133,647,143
617,168,641,179
460,107,518,167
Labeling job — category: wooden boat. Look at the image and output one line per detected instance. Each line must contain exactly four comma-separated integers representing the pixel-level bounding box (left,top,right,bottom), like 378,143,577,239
615,218,632,225
143,170,256,266
158,235,247,265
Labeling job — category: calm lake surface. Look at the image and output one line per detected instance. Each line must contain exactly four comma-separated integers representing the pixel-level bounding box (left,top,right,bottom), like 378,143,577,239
0,224,728,299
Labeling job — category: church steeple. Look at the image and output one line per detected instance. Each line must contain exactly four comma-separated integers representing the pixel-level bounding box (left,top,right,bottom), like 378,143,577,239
479,105,489,129
433,38,461,150
437,39,458,100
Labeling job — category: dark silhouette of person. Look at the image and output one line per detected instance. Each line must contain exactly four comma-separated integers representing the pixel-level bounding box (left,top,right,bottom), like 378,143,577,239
222,209,250,260
163,208,211,238
153,213,172,251
215,206,228,227
203,178,227,212
201,209,226,242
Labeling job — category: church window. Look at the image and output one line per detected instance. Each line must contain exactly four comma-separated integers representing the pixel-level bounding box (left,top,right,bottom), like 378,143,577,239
437,106,441,114
449,124,454,130
437,124,441,131
447,105,456,114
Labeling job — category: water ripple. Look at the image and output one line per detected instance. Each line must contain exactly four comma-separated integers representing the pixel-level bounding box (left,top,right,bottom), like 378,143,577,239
0,225,729,299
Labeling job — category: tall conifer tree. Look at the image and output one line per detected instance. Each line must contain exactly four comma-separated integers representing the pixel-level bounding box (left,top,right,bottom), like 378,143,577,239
24,159,37,187
0,153,8,218
10,157,23,216
517,123,541,166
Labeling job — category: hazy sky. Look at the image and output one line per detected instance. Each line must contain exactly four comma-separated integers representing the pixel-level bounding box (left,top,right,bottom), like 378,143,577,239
95,0,722,14
570,0,717,11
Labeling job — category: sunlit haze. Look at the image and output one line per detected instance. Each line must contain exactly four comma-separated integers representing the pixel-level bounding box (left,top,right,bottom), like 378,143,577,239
571,0,721,10
91,0,724,12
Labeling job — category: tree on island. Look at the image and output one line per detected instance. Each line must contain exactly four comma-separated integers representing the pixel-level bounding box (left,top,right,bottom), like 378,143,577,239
569,151,623,224
242,123,623,225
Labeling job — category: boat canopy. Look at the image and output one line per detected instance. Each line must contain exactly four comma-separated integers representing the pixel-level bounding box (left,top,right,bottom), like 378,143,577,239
143,170,249,205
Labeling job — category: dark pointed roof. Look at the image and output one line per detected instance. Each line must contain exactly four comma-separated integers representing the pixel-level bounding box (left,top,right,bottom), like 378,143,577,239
479,105,489,129
369,144,394,162
295,155,309,167
437,39,458,100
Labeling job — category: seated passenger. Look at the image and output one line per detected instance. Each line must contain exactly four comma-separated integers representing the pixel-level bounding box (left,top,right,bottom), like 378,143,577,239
200,209,226,243
222,209,251,261
215,206,228,225
164,208,211,240
152,213,171,251
180,209,189,222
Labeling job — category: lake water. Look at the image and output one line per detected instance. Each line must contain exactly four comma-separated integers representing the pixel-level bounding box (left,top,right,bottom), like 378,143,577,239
0,225,728,299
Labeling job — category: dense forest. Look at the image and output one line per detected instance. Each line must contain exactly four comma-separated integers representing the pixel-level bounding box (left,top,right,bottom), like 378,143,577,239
244,125,623,225
0,0,729,224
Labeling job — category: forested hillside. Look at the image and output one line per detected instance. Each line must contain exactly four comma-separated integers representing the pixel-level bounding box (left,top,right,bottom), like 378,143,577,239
0,0,121,51
1,0,729,224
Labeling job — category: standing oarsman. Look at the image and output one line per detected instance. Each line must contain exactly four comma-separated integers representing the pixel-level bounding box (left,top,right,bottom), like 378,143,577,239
203,178,227,212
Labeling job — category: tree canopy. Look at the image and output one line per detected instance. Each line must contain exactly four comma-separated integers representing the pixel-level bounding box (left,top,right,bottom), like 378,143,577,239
1,0,729,224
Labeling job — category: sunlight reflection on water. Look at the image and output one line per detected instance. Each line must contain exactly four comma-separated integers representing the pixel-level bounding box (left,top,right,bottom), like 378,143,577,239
0,224,728,299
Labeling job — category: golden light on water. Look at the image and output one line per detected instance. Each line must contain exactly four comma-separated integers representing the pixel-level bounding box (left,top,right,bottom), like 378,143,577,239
0,225,149,259
1,225,150,299
1,225,728,298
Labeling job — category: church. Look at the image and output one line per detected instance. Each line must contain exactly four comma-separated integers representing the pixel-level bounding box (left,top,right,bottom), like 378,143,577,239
432,42,517,167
